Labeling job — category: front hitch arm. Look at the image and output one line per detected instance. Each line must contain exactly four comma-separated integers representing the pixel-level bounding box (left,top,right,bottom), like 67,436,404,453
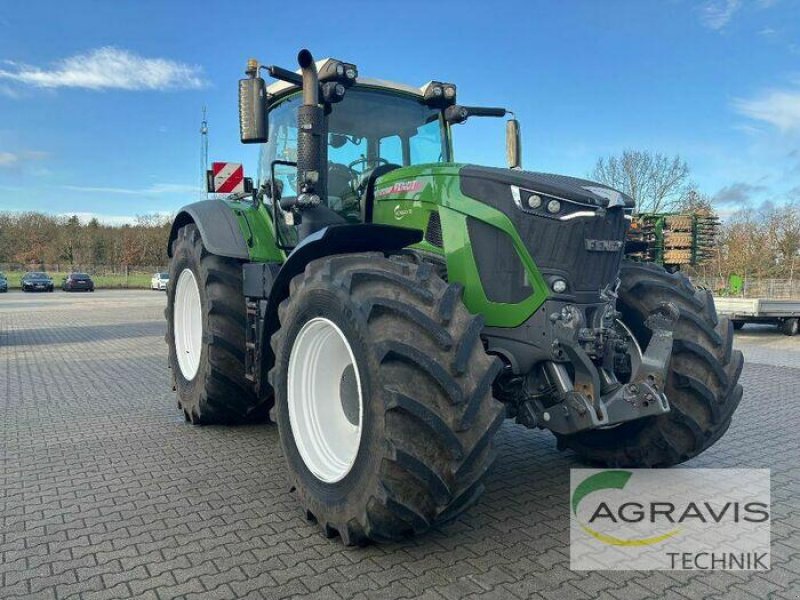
602,301,679,426
543,302,678,435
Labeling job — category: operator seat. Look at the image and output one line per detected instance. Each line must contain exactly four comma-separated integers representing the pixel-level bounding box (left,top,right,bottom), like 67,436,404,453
359,164,400,222
327,162,353,201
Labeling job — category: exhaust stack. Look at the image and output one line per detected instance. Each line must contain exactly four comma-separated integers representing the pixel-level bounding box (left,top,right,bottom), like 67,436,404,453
295,49,326,205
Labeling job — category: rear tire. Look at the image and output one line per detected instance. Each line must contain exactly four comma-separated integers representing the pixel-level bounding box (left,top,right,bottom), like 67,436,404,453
557,261,743,467
166,223,271,424
270,253,503,545
780,318,799,336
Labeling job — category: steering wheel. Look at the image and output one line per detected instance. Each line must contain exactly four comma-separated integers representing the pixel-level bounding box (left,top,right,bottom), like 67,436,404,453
348,157,390,176
347,157,391,196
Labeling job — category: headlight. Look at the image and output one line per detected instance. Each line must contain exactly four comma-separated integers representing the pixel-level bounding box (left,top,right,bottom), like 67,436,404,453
422,81,457,106
546,199,561,214
528,194,542,209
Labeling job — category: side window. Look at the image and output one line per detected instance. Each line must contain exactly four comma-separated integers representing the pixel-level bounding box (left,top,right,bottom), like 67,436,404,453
409,118,444,164
259,95,301,201
380,135,403,166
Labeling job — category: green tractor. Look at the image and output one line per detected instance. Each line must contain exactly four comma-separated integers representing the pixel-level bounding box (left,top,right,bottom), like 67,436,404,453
166,49,743,545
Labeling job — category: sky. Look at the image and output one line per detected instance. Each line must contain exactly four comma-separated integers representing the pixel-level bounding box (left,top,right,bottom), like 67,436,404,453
1,0,799,224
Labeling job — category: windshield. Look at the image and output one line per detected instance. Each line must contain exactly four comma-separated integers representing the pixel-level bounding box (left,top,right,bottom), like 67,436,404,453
260,88,447,203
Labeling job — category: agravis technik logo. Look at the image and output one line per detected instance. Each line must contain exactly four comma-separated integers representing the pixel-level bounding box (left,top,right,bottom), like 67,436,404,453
569,469,770,571
571,470,681,546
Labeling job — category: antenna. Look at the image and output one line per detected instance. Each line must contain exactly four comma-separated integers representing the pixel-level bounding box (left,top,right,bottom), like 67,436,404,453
200,105,209,198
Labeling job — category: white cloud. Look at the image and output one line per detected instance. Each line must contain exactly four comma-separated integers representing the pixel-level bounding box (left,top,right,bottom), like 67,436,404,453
734,86,800,131
0,150,48,168
61,182,198,195
0,47,206,92
698,0,742,30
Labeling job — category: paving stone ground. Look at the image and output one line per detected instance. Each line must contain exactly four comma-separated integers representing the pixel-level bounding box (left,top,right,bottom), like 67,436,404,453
1,290,798,600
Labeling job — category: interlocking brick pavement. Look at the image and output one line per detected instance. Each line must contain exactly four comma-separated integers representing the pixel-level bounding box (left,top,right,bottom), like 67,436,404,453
1,290,798,600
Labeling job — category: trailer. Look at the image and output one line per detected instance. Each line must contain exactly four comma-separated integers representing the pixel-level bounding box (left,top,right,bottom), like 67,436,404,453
714,296,800,336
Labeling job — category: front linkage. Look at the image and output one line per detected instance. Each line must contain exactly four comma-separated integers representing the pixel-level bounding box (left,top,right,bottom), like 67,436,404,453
544,300,677,434
496,286,678,436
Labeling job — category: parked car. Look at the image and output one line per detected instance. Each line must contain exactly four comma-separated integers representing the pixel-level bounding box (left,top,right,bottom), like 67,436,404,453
151,272,169,291
0,272,7,293
62,272,95,292
21,271,54,292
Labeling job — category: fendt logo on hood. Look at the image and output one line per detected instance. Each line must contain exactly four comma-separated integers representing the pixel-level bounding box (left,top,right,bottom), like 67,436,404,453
569,469,771,571
376,179,422,198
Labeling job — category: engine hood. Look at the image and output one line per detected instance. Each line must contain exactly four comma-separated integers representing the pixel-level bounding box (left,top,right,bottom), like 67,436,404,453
460,165,634,209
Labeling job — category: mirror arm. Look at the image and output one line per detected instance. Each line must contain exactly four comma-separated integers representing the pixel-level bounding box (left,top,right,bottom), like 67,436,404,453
463,106,508,118
445,105,509,125
263,65,302,86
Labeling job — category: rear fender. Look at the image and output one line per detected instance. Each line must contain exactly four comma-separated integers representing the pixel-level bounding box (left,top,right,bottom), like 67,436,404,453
167,200,250,259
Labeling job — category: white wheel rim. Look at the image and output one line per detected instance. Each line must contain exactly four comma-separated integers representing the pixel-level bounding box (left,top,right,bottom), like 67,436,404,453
287,317,363,483
174,268,203,380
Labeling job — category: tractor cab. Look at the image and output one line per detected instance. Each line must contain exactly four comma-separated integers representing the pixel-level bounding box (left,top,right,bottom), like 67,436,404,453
260,83,449,217
244,55,519,246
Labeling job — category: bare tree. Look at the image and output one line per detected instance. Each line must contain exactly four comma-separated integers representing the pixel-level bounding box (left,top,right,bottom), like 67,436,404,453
677,188,714,214
591,150,690,213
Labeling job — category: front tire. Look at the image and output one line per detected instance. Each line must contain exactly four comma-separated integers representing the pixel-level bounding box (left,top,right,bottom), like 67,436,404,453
270,254,503,545
166,223,270,424
558,261,743,467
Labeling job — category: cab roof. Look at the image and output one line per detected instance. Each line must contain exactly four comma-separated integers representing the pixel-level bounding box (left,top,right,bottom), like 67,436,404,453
266,58,427,100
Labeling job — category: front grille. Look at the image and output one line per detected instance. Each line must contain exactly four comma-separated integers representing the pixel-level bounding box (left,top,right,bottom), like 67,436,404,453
519,209,627,297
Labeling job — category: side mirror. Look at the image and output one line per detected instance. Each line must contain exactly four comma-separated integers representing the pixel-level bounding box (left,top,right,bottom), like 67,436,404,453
239,76,269,144
506,119,522,170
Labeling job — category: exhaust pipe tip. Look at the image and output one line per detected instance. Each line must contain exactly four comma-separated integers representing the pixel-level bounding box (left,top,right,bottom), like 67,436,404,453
297,49,313,69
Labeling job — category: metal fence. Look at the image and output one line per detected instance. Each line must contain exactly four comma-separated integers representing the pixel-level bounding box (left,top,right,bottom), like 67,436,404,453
693,277,800,299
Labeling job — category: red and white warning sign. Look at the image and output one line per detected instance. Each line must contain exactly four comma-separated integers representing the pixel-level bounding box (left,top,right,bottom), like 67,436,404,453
208,162,244,194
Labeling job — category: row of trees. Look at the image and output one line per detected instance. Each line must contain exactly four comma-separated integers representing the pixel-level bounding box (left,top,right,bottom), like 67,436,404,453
0,213,171,267
704,203,800,282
